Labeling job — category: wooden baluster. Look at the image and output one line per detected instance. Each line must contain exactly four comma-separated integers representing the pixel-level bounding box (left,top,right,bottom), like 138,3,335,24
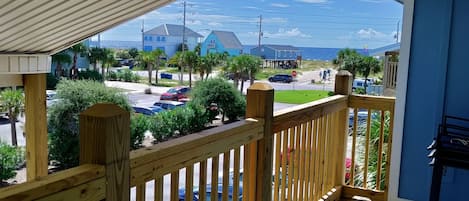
79,103,130,201
199,161,207,201
186,165,194,201
350,108,358,186
304,121,312,201
376,110,385,190
222,152,230,201
273,132,281,201
293,125,300,201
170,171,179,201
298,123,307,200
211,156,219,201
318,116,326,196
308,120,317,201
280,130,289,201
245,82,274,201
363,109,372,189
286,128,295,201
313,118,322,201
136,183,145,201
154,177,163,201
233,148,241,201
384,110,395,201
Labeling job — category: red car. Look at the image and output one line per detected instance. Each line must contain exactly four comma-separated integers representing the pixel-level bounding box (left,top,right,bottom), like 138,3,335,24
160,87,191,101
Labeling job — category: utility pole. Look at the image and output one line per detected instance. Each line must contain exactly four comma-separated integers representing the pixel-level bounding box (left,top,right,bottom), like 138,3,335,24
180,0,187,84
257,15,263,55
98,34,101,48
396,19,400,44
141,19,144,51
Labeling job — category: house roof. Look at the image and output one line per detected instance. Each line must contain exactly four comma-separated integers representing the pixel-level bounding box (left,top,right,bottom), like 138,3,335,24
144,24,203,38
0,0,173,55
210,31,243,49
260,44,300,51
369,43,400,56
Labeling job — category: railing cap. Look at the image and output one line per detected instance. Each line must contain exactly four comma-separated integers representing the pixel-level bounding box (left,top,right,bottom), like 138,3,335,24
247,82,273,91
80,103,128,118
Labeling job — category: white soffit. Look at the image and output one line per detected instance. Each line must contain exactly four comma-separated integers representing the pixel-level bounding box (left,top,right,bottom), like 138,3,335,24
0,0,173,55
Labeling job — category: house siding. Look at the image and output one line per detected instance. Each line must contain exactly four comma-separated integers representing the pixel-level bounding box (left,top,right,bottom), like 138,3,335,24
251,46,299,60
143,34,199,58
200,33,242,56
400,0,469,200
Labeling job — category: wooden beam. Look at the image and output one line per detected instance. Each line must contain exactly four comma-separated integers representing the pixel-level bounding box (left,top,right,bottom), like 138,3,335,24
348,95,396,111
245,82,274,201
80,103,130,201
23,74,48,181
0,74,22,87
0,164,105,201
319,186,342,201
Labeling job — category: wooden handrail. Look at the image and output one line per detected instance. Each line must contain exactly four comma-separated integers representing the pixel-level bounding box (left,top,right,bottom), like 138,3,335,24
129,118,264,186
348,95,395,111
0,164,105,201
273,95,348,132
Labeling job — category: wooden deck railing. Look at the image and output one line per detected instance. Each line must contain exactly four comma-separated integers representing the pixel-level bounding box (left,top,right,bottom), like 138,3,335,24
272,95,348,201
344,95,395,201
0,70,395,201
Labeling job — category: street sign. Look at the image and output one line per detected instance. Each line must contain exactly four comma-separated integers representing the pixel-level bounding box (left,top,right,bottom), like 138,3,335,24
291,70,297,77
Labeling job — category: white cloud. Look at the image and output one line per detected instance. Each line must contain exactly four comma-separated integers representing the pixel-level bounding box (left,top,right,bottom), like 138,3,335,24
295,0,328,3
359,0,386,3
250,28,312,39
270,3,290,8
356,28,388,39
244,6,261,10
208,22,222,26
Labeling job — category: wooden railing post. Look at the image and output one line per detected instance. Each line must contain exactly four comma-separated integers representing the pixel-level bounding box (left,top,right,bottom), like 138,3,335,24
334,70,353,187
24,74,48,181
245,83,274,201
79,104,130,201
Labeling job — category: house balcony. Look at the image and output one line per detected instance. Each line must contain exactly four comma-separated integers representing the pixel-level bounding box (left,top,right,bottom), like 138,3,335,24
0,71,395,201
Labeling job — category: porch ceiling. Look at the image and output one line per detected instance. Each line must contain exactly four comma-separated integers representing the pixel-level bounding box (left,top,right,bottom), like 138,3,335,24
0,0,173,55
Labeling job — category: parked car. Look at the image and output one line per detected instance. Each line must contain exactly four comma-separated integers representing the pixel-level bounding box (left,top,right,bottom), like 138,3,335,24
268,74,293,83
132,106,164,116
153,100,185,110
352,79,374,91
160,87,191,101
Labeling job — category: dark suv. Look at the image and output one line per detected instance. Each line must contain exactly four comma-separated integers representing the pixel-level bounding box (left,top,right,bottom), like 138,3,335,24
268,74,293,83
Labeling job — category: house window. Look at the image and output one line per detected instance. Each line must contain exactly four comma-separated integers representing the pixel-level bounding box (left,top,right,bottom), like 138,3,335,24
144,46,153,51
161,36,166,42
156,36,160,41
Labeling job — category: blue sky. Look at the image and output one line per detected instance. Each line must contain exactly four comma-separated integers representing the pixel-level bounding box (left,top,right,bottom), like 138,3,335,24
99,0,403,49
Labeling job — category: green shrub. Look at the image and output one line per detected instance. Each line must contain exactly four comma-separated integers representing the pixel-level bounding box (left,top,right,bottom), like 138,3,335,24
119,69,133,82
149,112,176,142
48,80,132,169
107,71,118,81
130,114,149,150
149,104,210,142
0,141,24,182
191,78,245,121
131,73,141,83
47,73,60,90
78,69,103,82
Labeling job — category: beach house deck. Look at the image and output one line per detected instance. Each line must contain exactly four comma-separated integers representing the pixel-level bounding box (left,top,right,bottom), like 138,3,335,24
3,0,468,200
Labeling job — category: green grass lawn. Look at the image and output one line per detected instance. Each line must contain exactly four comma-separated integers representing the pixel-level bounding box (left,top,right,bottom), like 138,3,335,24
274,90,332,104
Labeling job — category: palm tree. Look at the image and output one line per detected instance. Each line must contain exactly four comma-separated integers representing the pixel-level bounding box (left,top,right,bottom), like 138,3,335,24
244,55,262,86
333,48,359,67
0,89,24,146
182,51,199,88
140,51,154,84
357,56,381,94
69,43,87,77
102,48,115,78
52,51,71,78
340,54,363,80
204,53,220,80
152,49,166,84
88,47,104,71
196,56,208,81
227,56,246,92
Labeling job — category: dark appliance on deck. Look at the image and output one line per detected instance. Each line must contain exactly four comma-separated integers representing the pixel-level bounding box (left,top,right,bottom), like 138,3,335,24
427,116,469,201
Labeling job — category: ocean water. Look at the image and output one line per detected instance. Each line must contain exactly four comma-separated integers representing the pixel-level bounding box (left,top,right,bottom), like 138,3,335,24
91,40,369,62
243,45,369,61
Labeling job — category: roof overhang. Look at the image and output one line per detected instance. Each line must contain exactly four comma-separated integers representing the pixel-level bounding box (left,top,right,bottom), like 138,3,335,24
0,0,173,55
395,0,404,4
